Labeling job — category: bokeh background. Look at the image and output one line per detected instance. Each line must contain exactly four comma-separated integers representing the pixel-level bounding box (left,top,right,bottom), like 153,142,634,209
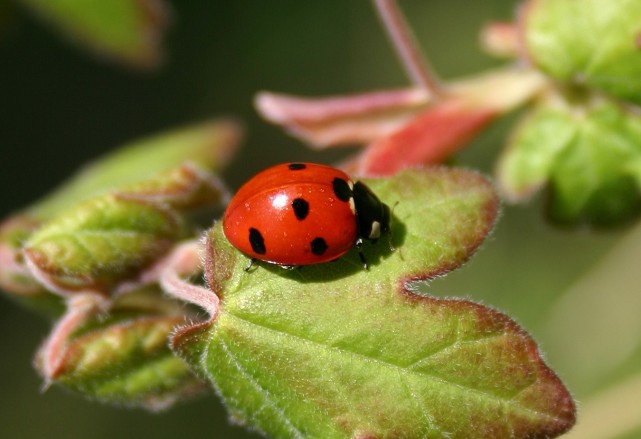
1,1,638,438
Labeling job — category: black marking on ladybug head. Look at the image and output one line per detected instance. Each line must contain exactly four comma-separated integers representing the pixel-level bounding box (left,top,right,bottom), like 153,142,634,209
288,163,306,170
352,181,391,242
311,237,328,255
332,178,353,202
248,228,266,254
291,198,310,220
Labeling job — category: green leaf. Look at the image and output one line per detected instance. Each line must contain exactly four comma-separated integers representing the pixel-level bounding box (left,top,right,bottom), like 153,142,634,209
0,216,65,316
523,0,641,104
498,91,641,226
118,163,230,210
37,287,207,410
17,0,169,68
23,159,230,294
29,120,240,220
173,168,575,438
497,98,577,201
25,193,183,294
0,216,45,295
1,120,238,308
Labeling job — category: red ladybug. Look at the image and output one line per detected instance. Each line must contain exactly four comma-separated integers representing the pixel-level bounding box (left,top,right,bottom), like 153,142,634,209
222,162,391,269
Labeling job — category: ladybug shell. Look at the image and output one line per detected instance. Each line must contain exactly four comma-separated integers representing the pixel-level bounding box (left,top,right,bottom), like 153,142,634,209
223,163,357,266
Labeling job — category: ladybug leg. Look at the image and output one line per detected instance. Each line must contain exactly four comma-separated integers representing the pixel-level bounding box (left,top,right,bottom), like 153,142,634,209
358,251,369,270
279,265,297,270
388,201,399,252
356,237,369,270
244,258,257,272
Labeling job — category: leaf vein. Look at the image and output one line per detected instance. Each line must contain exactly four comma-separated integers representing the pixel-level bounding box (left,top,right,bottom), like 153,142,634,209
398,370,442,436
405,331,504,370
216,335,306,439
227,313,565,425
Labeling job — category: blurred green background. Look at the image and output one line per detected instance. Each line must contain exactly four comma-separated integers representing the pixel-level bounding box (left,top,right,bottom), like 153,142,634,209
1,1,638,438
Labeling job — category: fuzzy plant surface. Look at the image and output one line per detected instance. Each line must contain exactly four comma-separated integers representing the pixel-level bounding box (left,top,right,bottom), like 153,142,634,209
0,117,577,434
34,286,208,410
171,168,575,438
0,0,592,436
0,120,240,408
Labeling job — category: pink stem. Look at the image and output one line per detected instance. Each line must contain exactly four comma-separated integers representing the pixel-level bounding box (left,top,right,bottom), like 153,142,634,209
40,294,104,383
160,269,220,320
157,242,220,319
373,0,442,97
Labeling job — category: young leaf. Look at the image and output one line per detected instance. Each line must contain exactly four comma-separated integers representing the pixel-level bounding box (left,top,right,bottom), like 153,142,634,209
17,0,169,68
29,120,240,221
497,92,641,226
496,100,576,202
355,100,496,176
172,168,575,438
0,215,45,295
35,287,207,410
522,0,641,104
255,89,430,147
480,22,521,59
0,216,64,316
256,69,544,175
23,161,229,295
1,120,239,307
24,193,183,295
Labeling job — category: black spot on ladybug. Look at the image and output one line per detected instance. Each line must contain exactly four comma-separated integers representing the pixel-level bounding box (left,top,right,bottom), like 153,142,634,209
291,198,310,220
288,163,306,170
311,237,328,255
333,178,352,202
248,228,266,255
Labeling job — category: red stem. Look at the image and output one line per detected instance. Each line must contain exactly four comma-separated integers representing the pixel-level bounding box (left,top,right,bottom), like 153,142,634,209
373,0,442,97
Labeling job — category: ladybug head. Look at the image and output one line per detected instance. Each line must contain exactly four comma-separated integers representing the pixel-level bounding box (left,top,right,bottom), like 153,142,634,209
352,181,391,242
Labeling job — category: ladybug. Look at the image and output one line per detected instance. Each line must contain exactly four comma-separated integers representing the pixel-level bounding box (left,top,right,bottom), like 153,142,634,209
222,162,391,269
